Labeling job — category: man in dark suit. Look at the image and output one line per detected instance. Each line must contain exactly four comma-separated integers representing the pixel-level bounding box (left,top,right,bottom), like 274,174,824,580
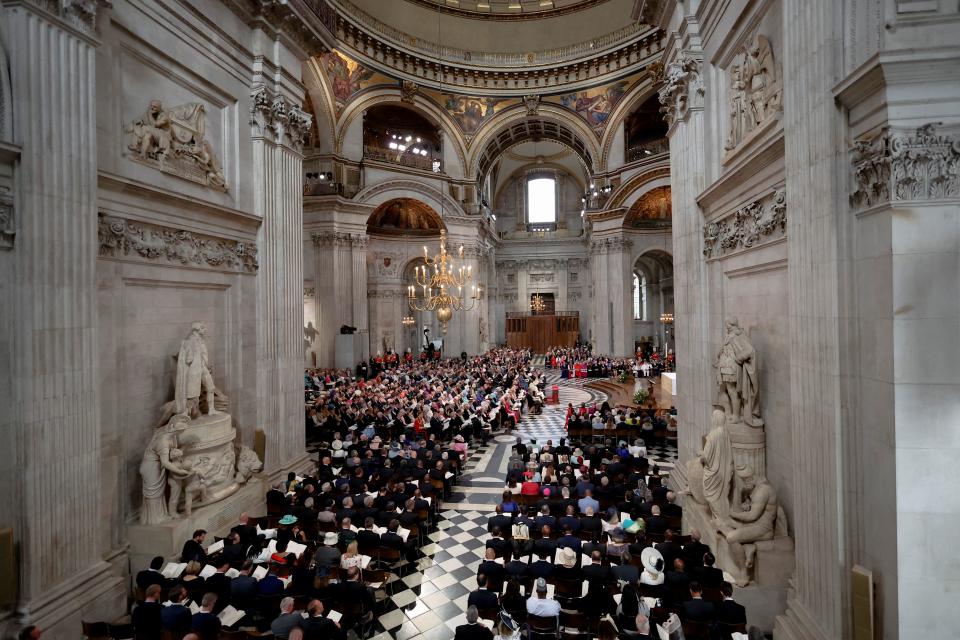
190,592,222,640
131,584,163,639
222,532,247,565
232,513,258,547
715,582,747,625
486,527,512,558
467,574,500,611
533,505,556,533
664,558,691,607
556,525,581,554
136,556,166,591
204,562,233,612
662,491,682,518
581,550,611,584
161,585,192,634
300,599,346,640
229,562,259,610
681,529,710,569
528,554,554,580
356,518,382,551
532,525,557,559
398,498,420,528
335,567,375,627
477,549,506,585
578,508,602,537
181,529,208,563
645,506,667,535
655,529,681,569
694,552,724,589
505,550,529,581
381,519,408,552
454,605,494,640
557,505,580,533
681,582,715,623
488,505,513,535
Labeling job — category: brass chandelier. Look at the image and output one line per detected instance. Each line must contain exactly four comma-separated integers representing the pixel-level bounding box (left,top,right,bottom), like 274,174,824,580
531,293,547,314
407,231,480,333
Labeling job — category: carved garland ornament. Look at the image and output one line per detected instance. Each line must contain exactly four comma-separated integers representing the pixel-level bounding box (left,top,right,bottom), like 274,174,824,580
98,215,259,273
590,236,634,254
703,189,786,259
658,53,703,127
250,86,313,151
850,124,960,210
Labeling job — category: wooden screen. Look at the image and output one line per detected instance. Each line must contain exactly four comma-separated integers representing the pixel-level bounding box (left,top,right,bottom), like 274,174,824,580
505,312,579,352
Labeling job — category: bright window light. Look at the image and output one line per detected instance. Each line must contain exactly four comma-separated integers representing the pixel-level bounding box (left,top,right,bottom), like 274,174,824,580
527,177,556,224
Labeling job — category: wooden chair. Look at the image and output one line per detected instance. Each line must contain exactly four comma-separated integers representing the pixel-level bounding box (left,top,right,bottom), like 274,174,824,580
527,613,560,639
681,620,712,640
108,623,135,640
377,545,405,575
559,610,591,633
716,621,747,640
81,621,111,640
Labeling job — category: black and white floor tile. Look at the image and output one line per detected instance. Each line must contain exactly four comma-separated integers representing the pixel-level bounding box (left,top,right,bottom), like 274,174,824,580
365,378,678,640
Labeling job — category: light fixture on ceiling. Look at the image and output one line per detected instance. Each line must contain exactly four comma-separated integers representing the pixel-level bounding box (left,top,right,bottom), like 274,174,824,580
402,315,416,328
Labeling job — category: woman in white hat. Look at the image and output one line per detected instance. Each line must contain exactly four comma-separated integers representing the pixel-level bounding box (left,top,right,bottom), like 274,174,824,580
639,547,665,585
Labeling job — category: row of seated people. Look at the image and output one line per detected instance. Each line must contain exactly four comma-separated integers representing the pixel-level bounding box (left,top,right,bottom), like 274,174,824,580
128,348,542,640
304,348,539,449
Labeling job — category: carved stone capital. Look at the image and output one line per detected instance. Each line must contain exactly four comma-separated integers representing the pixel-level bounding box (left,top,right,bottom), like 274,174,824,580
350,234,369,249
98,214,259,273
311,231,355,247
590,236,633,254
250,86,312,152
850,124,960,210
658,52,704,127
703,189,786,259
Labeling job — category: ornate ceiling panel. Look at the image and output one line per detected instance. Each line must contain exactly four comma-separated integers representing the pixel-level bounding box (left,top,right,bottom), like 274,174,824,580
477,118,593,180
367,198,445,234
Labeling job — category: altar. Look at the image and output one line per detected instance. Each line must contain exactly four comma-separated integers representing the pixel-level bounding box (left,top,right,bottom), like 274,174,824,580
661,371,677,395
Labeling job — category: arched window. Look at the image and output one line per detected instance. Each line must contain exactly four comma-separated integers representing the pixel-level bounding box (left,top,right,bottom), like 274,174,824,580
633,273,647,320
527,176,556,224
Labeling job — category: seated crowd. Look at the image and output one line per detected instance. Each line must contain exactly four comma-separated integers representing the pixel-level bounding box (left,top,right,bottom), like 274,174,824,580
459,437,748,640
545,346,633,380
128,348,549,640
563,399,676,448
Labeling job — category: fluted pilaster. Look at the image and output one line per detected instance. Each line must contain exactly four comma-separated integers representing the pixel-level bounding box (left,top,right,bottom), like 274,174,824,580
776,1,845,637
251,81,311,475
1,1,124,631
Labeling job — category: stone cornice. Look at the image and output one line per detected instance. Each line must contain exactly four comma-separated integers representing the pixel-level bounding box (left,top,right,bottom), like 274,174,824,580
221,0,336,56
97,214,259,273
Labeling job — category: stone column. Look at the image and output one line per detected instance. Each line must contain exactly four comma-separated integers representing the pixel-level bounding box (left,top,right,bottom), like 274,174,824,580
608,237,634,357
0,1,124,633
658,48,710,490
350,234,370,359
250,68,313,477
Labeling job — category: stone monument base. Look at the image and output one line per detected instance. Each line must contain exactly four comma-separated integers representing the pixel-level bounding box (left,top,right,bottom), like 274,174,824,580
683,499,794,632
127,476,267,571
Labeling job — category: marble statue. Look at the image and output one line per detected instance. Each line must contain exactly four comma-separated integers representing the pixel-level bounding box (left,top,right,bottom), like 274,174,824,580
684,409,734,520
715,465,782,585
175,322,218,419
724,34,782,152
714,318,763,427
125,99,227,190
235,445,263,483
139,415,192,525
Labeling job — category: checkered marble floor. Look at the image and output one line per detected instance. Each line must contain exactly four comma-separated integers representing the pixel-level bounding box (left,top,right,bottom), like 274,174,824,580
364,379,678,640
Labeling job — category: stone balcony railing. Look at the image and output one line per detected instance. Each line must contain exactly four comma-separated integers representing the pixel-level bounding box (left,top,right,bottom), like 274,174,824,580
626,138,670,163
363,145,442,173
327,0,665,94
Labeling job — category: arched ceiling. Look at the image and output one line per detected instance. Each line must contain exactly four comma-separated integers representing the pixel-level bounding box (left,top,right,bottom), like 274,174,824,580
477,118,593,187
399,0,610,19
367,198,445,235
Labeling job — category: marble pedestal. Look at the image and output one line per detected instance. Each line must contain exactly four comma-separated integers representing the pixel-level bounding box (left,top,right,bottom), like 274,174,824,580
335,332,368,369
127,476,267,572
180,412,239,505
683,500,795,633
